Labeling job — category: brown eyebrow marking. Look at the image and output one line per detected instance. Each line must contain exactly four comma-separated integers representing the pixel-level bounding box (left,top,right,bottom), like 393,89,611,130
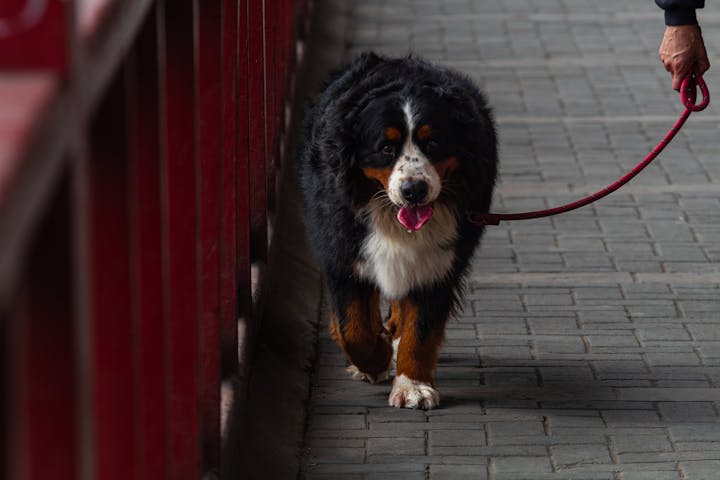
362,167,392,189
417,124,431,141
434,156,458,179
385,127,401,141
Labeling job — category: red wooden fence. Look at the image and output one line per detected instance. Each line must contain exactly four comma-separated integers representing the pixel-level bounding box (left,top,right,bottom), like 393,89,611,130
0,0,308,477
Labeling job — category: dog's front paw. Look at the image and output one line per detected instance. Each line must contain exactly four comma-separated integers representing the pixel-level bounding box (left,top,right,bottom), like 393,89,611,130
388,374,439,409
345,328,394,384
346,364,391,384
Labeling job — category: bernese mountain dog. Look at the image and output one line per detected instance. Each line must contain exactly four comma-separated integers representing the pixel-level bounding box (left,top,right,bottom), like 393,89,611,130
297,52,498,409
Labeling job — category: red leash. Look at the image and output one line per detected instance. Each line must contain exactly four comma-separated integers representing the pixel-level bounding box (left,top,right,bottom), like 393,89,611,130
471,73,710,226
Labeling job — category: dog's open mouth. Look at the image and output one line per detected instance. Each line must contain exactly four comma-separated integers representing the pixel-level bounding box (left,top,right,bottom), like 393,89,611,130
397,204,434,231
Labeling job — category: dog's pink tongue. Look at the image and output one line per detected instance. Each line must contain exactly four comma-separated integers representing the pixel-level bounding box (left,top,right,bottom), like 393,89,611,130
397,205,434,231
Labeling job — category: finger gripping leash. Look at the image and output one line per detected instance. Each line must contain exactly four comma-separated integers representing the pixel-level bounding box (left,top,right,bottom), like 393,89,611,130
471,73,710,226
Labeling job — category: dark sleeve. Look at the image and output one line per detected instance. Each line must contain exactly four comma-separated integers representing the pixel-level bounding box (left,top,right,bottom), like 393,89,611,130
655,0,705,25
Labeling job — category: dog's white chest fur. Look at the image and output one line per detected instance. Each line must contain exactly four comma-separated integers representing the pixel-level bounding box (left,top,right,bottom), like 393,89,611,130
356,202,457,299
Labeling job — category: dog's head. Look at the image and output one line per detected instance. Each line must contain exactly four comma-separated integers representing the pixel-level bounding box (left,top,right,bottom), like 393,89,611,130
352,86,474,231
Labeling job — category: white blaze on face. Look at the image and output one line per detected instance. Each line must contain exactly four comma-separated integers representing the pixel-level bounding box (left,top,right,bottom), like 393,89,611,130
386,101,441,206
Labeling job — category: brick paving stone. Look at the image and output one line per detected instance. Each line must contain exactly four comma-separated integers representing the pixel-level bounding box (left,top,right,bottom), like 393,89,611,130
492,455,554,474
646,352,703,367
621,472,681,480
636,326,691,342
601,410,662,427
675,441,720,452
306,447,366,464
688,324,720,341
298,0,720,478
658,402,719,422
306,463,426,475
613,433,673,454
310,414,367,430
670,425,720,443
429,429,487,448
364,474,426,480
429,464,488,480
551,443,613,467
308,438,366,448
680,460,720,480
305,474,364,480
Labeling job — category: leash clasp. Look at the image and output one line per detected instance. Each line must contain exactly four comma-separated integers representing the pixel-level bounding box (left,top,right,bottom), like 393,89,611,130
681,72,710,112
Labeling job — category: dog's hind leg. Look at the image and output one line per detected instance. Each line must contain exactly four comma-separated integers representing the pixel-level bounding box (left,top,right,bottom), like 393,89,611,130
329,284,394,384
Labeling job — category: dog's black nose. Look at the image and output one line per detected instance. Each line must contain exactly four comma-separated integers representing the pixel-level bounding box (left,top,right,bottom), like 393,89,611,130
400,179,429,204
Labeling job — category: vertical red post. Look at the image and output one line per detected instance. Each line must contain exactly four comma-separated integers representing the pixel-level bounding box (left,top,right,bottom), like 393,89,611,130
237,0,252,317
272,0,287,204
284,0,292,82
126,8,168,480
221,0,240,373
87,74,136,479
264,0,277,213
7,180,77,480
247,0,267,262
158,0,201,477
197,0,222,472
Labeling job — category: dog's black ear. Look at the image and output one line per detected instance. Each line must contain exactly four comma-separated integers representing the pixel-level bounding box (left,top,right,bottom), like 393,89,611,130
453,103,479,126
350,51,384,74
322,51,386,127
422,83,475,125
316,52,392,181
436,85,480,125
324,52,385,97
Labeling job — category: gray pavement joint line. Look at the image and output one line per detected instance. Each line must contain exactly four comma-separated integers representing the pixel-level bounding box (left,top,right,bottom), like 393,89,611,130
494,183,720,196
470,272,720,285
351,11,720,23
496,115,720,124
613,387,720,402
447,55,720,68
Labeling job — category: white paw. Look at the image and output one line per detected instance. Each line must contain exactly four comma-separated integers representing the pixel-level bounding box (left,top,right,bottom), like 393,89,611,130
346,364,391,384
388,374,439,409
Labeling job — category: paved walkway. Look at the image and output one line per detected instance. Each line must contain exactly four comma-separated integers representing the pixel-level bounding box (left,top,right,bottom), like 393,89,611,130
300,1,720,479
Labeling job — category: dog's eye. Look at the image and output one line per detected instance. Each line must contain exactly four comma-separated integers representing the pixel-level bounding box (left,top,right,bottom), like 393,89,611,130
381,145,396,156
427,140,440,152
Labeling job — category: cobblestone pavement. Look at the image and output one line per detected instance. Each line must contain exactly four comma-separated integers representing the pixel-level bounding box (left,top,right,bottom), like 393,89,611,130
300,1,720,478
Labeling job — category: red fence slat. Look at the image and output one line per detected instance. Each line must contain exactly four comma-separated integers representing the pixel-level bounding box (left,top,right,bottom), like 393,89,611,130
221,0,240,373
159,0,201,477
265,0,278,213
247,0,267,263
237,0,252,318
197,0,223,472
126,8,168,479
8,180,76,480
88,72,136,479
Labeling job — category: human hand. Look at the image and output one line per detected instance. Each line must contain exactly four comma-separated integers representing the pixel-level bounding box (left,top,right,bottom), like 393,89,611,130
659,25,710,91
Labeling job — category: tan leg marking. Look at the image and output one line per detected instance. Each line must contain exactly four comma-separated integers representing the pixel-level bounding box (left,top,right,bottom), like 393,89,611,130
330,290,393,383
386,299,412,340
388,299,444,409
